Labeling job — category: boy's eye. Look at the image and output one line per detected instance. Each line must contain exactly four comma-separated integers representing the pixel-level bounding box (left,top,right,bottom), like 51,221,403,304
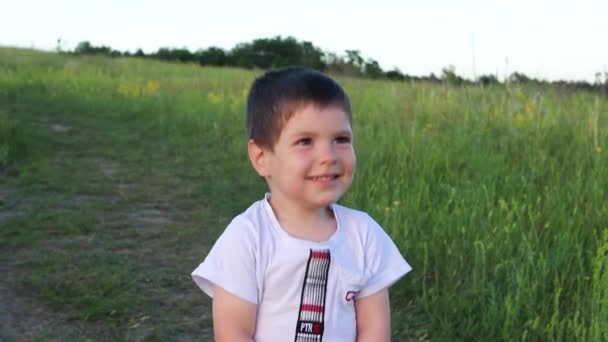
335,136,351,144
295,138,312,146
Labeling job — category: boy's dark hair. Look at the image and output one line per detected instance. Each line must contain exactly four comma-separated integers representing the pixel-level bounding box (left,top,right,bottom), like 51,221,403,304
246,67,352,150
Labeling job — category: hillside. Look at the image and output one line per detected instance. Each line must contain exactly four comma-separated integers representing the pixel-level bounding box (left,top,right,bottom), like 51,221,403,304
1,48,607,341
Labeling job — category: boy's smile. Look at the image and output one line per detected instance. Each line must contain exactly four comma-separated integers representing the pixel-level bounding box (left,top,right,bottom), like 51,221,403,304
250,103,356,215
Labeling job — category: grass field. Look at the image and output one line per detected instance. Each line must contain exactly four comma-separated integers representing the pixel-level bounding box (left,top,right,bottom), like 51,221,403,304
1,47,607,341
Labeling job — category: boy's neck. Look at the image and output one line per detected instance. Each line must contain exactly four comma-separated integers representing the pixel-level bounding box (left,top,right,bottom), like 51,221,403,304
267,194,337,242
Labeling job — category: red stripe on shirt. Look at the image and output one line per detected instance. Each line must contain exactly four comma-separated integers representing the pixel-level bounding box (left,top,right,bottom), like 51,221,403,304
311,251,330,259
300,304,324,313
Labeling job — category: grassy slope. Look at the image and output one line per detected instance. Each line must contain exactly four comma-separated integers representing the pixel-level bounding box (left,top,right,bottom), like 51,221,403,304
1,48,607,341
0,49,243,340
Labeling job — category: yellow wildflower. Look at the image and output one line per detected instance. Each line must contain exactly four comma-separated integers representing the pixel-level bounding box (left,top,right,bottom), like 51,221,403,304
207,91,223,104
117,83,140,97
144,80,160,95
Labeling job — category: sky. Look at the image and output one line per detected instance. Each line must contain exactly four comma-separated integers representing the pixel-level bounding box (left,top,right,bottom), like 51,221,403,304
2,0,607,82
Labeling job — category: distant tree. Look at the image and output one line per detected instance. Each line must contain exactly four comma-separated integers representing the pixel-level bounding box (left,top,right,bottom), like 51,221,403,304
74,37,608,91
427,73,441,83
441,65,464,85
230,42,257,69
552,79,596,93
154,47,195,63
478,74,499,86
298,40,327,70
230,36,325,70
323,52,340,65
197,47,228,66
324,53,349,75
155,48,170,61
74,41,93,54
509,72,531,84
74,41,117,56
363,59,384,79
385,68,405,81
345,50,364,69
325,50,372,76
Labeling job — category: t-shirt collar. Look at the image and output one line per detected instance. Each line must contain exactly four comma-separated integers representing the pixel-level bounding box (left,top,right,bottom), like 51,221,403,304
262,192,342,247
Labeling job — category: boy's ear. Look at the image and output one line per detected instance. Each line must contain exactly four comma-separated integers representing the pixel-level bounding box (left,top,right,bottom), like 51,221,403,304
248,139,269,178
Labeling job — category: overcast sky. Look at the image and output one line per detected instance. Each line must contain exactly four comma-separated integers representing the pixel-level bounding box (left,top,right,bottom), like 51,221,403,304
2,0,607,82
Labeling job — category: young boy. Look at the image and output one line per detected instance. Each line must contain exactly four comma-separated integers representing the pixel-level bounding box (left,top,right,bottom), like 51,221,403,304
192,67,411,341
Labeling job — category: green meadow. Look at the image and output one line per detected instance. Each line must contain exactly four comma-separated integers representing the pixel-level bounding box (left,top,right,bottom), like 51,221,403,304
1,47,607,341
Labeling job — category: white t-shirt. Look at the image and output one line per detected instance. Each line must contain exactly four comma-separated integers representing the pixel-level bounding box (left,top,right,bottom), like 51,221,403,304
192,194,412,342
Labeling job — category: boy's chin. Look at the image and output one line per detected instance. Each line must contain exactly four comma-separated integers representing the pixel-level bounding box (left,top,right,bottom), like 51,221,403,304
274,188,348,209
310,191,345,208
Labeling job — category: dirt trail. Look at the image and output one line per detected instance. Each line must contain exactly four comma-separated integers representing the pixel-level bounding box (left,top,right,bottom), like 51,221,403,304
0,175,113,340
0,273,22,341
0,114,215,340
0,264,110,341
0,185,27,340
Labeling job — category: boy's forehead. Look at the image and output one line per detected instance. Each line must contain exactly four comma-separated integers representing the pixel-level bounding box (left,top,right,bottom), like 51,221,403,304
281,105,351,133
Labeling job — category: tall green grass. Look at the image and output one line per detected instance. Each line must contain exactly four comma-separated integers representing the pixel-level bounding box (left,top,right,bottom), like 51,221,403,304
1,48,606,340
0,109,20,167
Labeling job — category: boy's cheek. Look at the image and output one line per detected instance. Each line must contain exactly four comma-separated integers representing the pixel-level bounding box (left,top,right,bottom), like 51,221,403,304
346,153,356,168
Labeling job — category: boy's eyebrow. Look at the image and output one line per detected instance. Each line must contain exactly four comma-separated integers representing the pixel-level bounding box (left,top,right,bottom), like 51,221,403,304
290,130,352,138
335,130,353,136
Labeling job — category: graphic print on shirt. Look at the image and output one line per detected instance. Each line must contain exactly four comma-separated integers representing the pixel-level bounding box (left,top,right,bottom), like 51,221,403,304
294,249,331,342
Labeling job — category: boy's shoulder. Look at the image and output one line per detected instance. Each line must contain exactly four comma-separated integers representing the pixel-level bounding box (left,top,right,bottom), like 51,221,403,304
209,198,269,255
333,203,386,238
225,197,268,231
333,202,371,220
221,196,282,238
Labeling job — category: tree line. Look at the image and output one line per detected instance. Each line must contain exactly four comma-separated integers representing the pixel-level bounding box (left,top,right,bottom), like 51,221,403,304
69,37,607,94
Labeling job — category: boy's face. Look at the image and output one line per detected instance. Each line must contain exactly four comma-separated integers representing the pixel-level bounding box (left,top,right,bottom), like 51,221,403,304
250,104,356,211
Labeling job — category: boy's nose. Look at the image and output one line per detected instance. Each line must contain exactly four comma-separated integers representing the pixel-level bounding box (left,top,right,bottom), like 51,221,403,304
317,143,338,164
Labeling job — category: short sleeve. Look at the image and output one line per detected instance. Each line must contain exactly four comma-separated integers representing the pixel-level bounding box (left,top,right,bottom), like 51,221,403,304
191,217,259,304
358,214,412,298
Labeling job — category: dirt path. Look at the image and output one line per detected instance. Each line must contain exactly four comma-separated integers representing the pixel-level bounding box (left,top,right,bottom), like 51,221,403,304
0,266,25,341
0,186,32,341
0,263,112,341
1,170,118,340
0,112,216,340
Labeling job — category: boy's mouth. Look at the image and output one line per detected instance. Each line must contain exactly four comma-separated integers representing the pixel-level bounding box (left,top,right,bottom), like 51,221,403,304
309,174,340,182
